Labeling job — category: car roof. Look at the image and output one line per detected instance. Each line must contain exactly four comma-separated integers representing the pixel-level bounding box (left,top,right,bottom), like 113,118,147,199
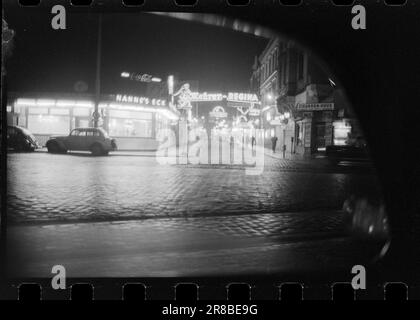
72,127,101,131
8,125,25,131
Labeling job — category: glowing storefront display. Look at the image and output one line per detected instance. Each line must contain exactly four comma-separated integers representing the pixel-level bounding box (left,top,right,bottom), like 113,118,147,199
12,95,179,149
333,119,352,146
108,110,153,138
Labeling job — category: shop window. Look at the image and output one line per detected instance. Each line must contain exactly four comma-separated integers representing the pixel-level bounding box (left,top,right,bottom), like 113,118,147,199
109,109,152,120
28,114,70,135
73,108,91,117
333,120,351,145
78,119,90,128
109,118,152,138
28,107,48,115
50,108,69,115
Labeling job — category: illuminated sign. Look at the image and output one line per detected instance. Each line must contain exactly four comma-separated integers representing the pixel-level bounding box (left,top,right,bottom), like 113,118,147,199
121,72,162,83
249,108,261,116
227,92,259,103
209,106,228,118
191,92,224,102
296,103,334,111
115,94,166,107
188,92,260,104
174,83,193,110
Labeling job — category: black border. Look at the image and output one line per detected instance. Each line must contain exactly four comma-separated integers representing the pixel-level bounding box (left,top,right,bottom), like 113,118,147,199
2,0,420,300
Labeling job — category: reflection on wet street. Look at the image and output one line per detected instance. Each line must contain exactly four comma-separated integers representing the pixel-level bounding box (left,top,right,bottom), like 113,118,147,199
6,152,385,277
7,152,381,223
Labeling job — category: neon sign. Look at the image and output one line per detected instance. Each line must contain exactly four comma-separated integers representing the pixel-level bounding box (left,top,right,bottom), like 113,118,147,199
188,91,260,103
115,94,166,107
209,106,228,118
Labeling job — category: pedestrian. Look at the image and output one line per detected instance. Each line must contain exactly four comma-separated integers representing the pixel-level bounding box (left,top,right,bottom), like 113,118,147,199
271,135,278,153
251,136,256,151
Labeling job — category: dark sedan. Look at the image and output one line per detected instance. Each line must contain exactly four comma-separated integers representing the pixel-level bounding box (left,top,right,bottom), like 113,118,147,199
326,144,370,164
7,125,41,152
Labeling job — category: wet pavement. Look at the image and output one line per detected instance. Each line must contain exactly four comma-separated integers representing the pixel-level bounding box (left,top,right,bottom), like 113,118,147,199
6,151,383,277
7,152,380,223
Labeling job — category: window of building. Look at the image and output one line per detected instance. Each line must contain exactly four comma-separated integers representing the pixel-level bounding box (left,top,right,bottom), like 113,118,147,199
274,49,278,69
73,108,91,117
28,114,70,135
298,52,304,80
50,108,70,116
108,109,153,138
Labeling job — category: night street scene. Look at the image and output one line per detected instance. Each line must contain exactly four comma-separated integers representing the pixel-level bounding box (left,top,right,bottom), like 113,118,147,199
2,11,388,279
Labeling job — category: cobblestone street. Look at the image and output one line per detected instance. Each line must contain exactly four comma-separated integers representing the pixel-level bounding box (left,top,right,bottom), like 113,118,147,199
7,151,379,223
6,151,383,277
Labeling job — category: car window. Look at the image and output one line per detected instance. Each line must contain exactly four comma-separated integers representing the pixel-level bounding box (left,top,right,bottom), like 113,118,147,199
86,131,94,136
71,129,86,136
20,127,36,140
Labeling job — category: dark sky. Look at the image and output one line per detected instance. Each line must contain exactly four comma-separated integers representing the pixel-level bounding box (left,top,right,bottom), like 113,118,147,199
5,11,268,96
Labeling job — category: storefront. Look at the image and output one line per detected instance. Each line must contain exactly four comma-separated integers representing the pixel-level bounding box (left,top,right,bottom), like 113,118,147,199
7,93,179,150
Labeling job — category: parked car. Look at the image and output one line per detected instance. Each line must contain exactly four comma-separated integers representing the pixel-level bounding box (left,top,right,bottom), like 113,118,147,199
7,125,41,151
46,127,117,156
326,138,370,164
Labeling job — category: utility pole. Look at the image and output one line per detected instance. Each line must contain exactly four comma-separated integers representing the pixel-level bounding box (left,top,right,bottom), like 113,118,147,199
93,13,102,128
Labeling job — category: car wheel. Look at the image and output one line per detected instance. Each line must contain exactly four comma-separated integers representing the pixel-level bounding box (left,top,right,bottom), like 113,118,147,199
47,141,60,153
91,144,104,156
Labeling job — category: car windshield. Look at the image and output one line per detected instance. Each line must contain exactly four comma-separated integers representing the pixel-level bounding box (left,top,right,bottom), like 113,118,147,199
20,127,36,141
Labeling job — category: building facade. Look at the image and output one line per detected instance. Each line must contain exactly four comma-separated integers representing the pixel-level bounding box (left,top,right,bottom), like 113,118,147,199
252,38,362,156
6,92,179,150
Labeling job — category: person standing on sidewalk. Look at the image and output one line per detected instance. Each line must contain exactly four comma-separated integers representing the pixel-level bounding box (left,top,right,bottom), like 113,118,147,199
251,136,256,151
271,135,278,153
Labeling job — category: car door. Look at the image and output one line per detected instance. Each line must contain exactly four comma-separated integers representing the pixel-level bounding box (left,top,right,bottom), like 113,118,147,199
7,126,18,149
84,129,97,150
66,129,84,150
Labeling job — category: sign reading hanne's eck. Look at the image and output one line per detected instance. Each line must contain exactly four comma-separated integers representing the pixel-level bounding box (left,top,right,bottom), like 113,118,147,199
115,94,166,106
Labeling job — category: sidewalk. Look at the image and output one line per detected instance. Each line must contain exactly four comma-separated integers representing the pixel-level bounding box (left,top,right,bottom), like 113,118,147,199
35,148,158,157
263,146,325,162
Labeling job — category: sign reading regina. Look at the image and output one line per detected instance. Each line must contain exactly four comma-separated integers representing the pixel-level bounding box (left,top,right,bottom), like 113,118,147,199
171,83,260,106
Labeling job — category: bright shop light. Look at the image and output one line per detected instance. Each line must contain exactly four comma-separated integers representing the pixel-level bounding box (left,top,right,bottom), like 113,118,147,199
16,98,37,106
56,100,76,107
75,101,94,108
36,99,56,107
